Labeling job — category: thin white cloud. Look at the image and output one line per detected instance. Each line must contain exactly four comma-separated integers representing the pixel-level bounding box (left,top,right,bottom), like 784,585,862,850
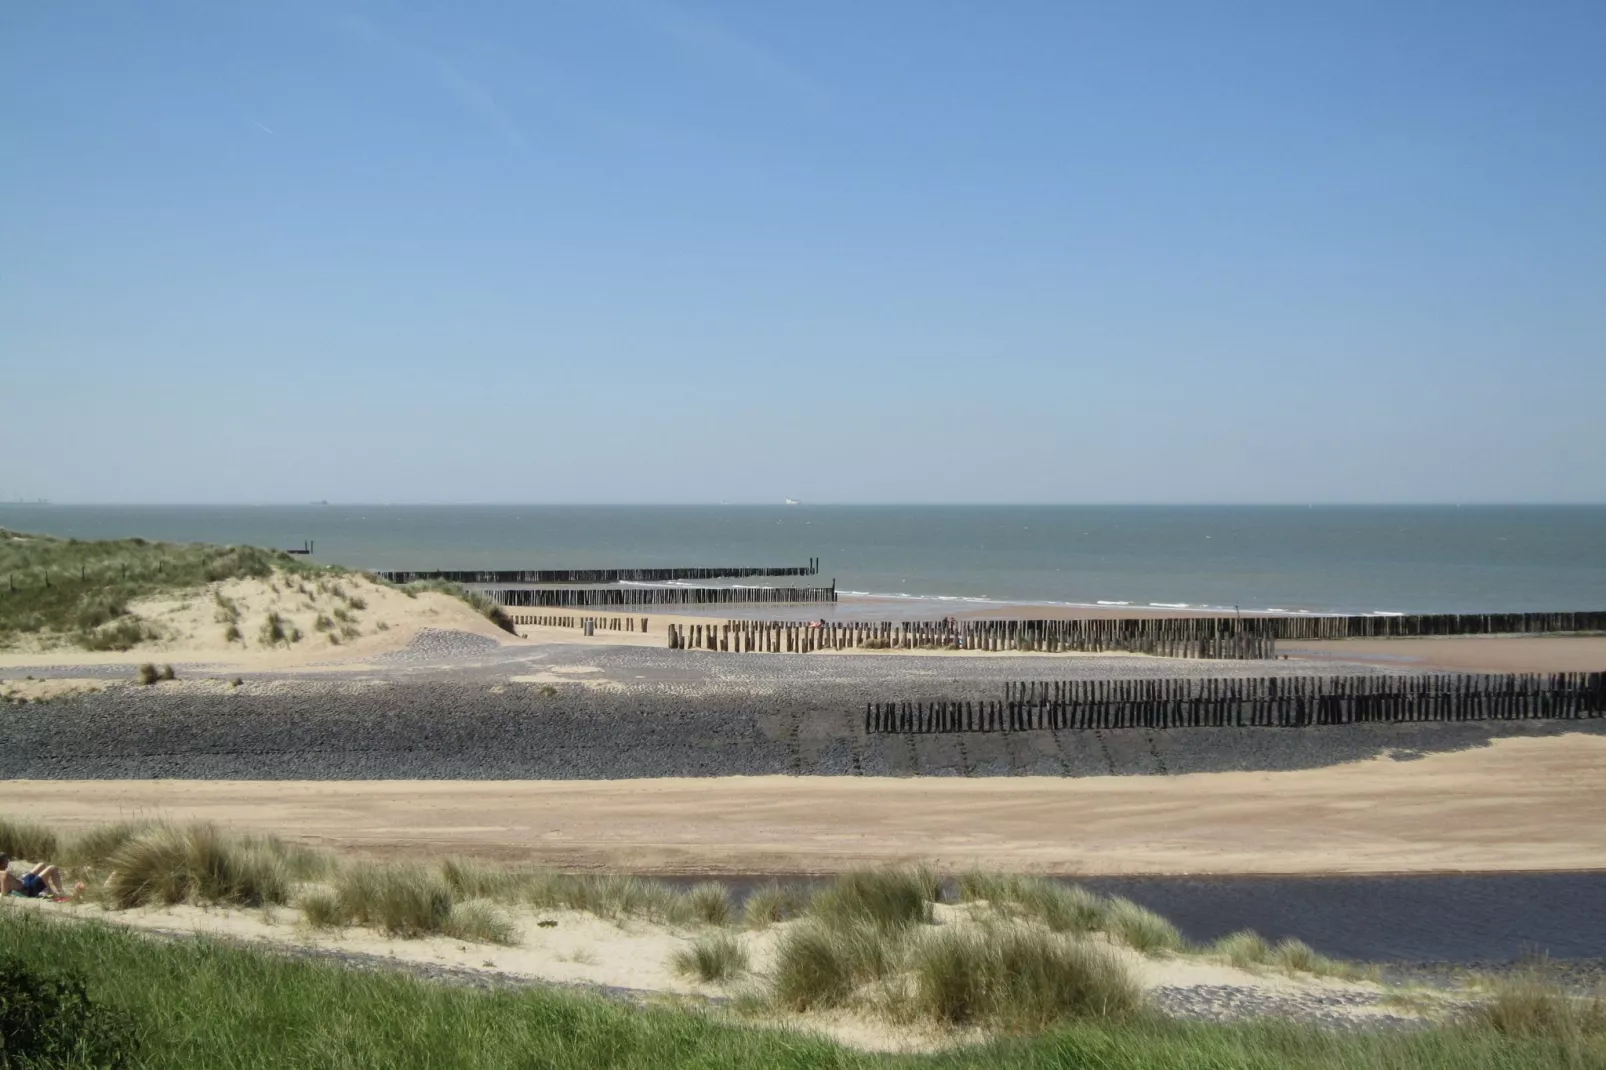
253,120,275,134
633,1,826,107
335,14,530,153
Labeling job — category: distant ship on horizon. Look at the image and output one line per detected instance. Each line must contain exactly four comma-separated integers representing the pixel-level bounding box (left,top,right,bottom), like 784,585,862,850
784,498,800,506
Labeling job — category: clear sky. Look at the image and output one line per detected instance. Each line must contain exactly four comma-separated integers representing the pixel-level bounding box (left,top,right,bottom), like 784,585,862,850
3,1,1603,504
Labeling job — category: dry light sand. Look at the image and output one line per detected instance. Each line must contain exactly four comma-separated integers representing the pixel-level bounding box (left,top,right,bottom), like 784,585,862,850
12,734,1606,876
1285,635,1606,673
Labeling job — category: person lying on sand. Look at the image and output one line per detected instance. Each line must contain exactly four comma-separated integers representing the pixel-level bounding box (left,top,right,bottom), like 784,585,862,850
0,853,70,899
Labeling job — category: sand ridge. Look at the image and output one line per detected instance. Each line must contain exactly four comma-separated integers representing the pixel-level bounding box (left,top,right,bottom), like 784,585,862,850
10,734,1606,876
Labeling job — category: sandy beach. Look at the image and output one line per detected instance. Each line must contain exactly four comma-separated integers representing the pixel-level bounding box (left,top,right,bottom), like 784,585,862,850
1284,635,1606,673
11,733,1605,876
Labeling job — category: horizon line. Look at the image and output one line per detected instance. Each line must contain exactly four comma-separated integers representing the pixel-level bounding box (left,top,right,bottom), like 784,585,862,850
5,502,1606,509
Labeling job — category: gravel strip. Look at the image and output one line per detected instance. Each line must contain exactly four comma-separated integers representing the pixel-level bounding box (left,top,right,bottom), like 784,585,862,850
1150,984,1426,1030
377,629,509,663
5,636,1594,780
2,669,1595,780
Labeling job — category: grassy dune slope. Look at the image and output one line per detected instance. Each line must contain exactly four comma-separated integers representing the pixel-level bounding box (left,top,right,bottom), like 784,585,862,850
3,818,1604,1068
0,528,320,648
2,912,1602,1070
0,528,510,651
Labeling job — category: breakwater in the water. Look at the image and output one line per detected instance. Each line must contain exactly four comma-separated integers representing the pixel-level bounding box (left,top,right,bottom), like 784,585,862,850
374,560,819,585
489,585,836,607
866,673,1606,733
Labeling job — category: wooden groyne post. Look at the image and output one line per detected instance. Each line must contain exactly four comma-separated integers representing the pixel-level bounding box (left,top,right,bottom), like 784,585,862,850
863,672,1606,732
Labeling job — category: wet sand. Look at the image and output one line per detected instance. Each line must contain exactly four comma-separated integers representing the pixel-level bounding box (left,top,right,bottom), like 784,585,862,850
14,733,1606,876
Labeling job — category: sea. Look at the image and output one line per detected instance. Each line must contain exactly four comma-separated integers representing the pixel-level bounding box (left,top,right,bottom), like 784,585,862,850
2,504,1603,616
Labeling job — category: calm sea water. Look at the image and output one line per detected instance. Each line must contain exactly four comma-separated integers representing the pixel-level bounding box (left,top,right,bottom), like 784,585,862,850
2,504,1603,615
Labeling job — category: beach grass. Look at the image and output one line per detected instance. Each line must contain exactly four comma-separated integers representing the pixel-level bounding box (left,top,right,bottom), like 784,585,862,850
771,918,902,1010
1104,896,1187,953
743,880,811,928
957,871,1107,934
333,863,455,938
439,855,528,900
441,900,520,946
297,887,348,930
1471,971,1606,1039
685,881,734,926
101,823,292,910
0,815,60,863
61,821,150,870
670,931,749,982
1213,929,1273,968
808,866,937,929
0,911,1601,1069
397,578,516,634
903,925,1144,1028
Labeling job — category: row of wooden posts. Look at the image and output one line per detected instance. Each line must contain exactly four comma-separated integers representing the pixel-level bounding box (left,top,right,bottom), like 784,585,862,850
490,584,835,608
680,610,1606,659
683,617,1279,657
5,561,175,590
373,560,819,585
1262,611,1606,639
864,672,1606,733
509,615,649,633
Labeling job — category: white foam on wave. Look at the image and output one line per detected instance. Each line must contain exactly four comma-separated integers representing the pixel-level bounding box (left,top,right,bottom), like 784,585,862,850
638,582,1394,618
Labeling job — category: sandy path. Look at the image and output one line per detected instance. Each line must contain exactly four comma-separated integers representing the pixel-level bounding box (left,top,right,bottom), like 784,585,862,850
1286,636,1606,673
13,734,1606,876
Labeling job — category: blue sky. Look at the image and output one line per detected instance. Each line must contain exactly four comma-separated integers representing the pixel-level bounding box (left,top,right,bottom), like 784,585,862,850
3,1,1602,504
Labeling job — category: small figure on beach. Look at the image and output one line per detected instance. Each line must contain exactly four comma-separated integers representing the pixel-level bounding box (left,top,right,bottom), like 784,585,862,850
0,852,71,899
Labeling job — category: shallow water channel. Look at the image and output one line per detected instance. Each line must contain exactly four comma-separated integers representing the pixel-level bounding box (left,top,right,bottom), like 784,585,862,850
661,872,1606,965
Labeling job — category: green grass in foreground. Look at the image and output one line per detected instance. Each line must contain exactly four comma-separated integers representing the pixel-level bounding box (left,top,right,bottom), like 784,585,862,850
3,912,1603,1070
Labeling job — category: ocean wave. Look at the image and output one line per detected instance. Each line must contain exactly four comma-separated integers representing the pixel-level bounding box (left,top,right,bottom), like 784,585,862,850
632,581,1400,618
